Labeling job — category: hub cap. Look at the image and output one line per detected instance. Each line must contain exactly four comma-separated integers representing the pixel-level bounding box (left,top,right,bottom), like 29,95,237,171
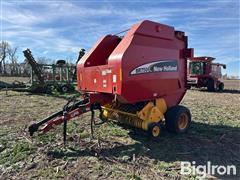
152,125,160,137
178,113,189,130
62,86,68,92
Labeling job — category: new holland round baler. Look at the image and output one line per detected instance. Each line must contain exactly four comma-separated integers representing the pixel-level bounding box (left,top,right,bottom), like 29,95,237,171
29,20,194,141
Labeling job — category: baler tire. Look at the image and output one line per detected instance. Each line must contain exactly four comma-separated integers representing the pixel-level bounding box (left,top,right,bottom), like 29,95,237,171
218,82,224,91
147,122,161,138
165,105,191,134
207,79,215,92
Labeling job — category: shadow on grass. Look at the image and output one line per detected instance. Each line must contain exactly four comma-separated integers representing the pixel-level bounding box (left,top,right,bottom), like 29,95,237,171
47,121,240,168
196,88,240,94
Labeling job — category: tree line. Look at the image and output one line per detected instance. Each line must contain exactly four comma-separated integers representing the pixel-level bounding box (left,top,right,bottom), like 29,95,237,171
0,41,57,77
0,41,22,76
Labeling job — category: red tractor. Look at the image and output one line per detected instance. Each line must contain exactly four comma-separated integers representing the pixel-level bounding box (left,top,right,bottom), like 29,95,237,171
187,56,226,91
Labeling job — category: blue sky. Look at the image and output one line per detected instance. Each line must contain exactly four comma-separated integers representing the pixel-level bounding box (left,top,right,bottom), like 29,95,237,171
1,0,239,76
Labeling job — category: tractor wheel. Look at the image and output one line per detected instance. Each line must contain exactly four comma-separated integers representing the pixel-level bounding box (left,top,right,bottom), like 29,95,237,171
218,82,224,91
147,122,161,138
61,85,69,93
207,79,216,92
165,105,191,133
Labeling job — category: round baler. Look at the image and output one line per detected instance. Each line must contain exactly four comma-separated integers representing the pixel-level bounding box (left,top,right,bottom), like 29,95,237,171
29,20,194,140
77,20,194,137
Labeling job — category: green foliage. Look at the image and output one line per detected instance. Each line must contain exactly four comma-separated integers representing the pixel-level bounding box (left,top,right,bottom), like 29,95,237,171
97,121,129,138
37,167,66,179
0,141,36,165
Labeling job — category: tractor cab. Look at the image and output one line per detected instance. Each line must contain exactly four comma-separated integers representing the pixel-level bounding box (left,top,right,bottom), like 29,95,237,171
187,56,226,91
188,56,215,76
189,61,206,75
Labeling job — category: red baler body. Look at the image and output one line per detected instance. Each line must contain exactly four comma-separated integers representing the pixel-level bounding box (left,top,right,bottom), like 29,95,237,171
77,20,193,107
28,20,194,138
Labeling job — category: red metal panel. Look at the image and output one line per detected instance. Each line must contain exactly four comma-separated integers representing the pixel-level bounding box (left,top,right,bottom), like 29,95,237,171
77,20,192,107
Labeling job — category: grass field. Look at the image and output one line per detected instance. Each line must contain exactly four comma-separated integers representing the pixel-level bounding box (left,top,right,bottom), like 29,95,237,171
0,78,239,179
0,76,30,84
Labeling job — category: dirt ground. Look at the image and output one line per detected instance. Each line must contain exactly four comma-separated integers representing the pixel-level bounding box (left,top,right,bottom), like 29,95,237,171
0,79,239,179
223,79,240,90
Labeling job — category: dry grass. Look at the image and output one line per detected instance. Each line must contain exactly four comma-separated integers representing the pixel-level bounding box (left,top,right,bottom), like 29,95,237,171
0,76,30,84
0,78,239,179
224,79,240,90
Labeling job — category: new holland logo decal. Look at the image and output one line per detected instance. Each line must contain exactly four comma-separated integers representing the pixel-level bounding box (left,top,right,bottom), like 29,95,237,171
130,60,178,75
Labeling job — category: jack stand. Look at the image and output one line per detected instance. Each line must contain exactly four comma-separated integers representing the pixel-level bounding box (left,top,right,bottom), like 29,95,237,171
63,111,67,146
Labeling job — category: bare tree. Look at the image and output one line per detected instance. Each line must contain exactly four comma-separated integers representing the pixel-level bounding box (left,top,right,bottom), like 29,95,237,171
0,41,10,74
36,56,54,64
7,46,18,75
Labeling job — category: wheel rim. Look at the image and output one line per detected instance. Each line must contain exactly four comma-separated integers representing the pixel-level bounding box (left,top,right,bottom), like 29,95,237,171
62,87,68,92
152,125,160,137
178,113,189,130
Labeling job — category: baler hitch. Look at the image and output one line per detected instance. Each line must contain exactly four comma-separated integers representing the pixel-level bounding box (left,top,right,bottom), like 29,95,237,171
28,95,107,144
28,97,89,136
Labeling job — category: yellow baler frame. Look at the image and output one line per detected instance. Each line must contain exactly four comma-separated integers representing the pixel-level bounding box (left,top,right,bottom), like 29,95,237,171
102,98,167,132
